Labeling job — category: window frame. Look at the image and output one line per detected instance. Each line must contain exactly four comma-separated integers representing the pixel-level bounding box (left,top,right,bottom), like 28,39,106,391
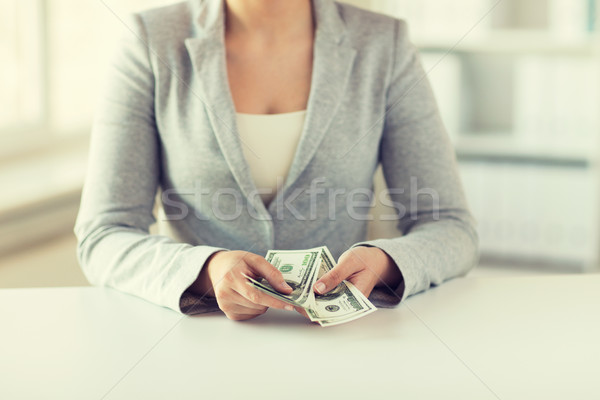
0,0,79,160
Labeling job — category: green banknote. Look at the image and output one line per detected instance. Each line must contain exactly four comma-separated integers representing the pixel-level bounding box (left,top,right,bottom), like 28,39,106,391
245,246,377,327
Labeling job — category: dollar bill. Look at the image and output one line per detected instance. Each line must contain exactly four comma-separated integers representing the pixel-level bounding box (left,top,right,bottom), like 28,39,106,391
244,247,323,307
307,247,376,327
245,246,377,327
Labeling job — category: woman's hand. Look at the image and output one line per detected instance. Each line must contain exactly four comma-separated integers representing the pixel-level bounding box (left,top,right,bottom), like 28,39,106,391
193,251,295,321
312,246,403,298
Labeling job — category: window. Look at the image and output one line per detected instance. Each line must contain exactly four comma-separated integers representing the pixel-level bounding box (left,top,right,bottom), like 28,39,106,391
0,0,178,158
0,0,44,140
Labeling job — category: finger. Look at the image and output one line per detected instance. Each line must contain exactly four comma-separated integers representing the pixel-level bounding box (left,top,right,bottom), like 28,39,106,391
237,283,296,312
247,255,293,295
348,275,377,298
217,297,267,315
228,290,270,312
313,260,359,295
294,306,310,320
226,311,267,321
224,303,268,316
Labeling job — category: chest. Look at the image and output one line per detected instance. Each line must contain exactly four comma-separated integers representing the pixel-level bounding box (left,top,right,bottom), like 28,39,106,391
225,40,313,114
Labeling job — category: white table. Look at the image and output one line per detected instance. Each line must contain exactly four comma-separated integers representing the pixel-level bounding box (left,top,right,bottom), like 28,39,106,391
1,275,598,400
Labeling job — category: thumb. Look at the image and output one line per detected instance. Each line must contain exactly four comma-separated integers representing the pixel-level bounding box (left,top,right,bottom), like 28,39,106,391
249,255,293,294
313,261,356,295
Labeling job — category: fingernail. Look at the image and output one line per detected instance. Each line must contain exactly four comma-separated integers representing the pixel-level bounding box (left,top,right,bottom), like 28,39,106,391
285,305,294,311
284,283,292,291
314,282,326,294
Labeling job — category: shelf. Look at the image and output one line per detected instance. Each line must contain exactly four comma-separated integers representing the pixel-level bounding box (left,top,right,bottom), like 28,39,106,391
454,134,597,166
416,30,600,55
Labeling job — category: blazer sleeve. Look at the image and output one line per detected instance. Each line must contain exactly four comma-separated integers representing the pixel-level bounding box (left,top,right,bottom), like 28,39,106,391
74,14,225,314
353,20,479,306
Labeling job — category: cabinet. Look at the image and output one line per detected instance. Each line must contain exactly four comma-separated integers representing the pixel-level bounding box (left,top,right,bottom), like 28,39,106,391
359,0,600,269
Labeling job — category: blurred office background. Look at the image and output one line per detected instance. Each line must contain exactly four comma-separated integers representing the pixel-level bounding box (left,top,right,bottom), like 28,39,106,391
1,0,599,288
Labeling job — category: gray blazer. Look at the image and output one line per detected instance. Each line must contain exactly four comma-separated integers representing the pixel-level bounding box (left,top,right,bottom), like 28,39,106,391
75,0,478,314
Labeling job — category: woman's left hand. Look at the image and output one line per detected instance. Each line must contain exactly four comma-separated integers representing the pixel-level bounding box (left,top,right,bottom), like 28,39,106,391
313,246,403,298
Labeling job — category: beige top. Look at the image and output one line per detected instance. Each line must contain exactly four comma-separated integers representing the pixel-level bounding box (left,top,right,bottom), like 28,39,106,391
236,110,307,205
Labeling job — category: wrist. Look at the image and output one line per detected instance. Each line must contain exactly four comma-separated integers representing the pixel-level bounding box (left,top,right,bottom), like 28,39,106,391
189,250,225,297
369,247,402,290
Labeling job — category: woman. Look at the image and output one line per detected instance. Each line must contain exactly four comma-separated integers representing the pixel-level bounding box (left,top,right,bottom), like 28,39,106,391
75,0,478,321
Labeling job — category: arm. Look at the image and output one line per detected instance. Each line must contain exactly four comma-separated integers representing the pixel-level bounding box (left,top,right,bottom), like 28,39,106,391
74,14,225,314
314,20,479,305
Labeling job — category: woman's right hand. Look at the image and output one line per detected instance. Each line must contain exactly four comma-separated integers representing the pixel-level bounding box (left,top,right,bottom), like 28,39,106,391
195,250,295,321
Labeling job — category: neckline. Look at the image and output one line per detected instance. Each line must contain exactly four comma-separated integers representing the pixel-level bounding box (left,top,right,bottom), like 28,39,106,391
236,110,307,118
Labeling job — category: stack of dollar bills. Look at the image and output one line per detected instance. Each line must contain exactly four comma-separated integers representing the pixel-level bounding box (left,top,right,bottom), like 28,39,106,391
244,246,376,327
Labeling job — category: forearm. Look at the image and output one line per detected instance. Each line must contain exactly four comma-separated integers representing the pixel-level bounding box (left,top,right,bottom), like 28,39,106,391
75,221,225,313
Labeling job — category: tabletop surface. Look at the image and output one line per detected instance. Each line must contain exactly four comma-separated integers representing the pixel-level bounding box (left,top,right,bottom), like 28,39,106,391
1,274,599,400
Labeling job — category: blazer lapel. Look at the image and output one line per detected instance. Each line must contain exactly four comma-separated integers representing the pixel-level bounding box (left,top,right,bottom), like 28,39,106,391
185,0,266,214
278,0,357,195
184,0,356,214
